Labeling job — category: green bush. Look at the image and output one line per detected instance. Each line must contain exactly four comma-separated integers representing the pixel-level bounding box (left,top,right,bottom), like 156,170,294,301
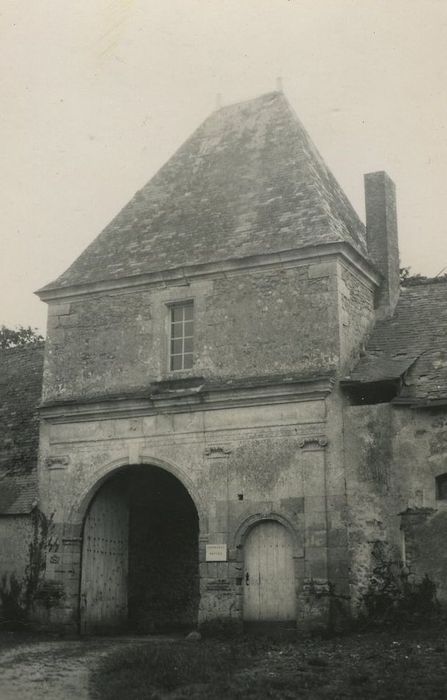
362,541,439,626
0,573,26,626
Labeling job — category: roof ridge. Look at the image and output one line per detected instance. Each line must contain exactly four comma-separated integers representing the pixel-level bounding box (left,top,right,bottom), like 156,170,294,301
402,278,447,288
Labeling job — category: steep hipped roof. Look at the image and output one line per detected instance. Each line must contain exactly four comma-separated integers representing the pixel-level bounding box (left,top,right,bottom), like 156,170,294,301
41,91,367,292
0,344,44,513
345,282,447,403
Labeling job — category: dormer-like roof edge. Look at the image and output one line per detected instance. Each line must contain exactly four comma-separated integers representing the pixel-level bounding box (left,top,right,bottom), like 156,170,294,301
36,240,380,303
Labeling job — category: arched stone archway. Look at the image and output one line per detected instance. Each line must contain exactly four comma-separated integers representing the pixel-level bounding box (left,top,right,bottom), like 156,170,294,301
79,462,200,634
68,454,206,534
233,511,302,558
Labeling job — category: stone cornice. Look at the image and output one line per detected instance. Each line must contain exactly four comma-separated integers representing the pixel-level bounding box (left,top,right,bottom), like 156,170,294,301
39,375,335,424
392,396,447,408
36,242,379,303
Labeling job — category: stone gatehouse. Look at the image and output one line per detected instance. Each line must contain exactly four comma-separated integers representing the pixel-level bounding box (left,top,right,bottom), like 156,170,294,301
1,90,446,633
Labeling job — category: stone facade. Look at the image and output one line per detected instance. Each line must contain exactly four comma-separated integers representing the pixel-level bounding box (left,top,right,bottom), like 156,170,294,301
1,90,446,632
38,249,372,631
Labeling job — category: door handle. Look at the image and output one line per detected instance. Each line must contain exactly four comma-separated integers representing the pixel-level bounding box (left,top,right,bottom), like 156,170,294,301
245,572,250,586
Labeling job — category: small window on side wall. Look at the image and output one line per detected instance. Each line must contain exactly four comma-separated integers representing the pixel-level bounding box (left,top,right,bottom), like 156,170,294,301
169,301,194,371
436,474,447,501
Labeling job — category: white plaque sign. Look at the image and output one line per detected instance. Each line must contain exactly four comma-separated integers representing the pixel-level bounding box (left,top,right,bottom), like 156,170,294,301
206,544,227,562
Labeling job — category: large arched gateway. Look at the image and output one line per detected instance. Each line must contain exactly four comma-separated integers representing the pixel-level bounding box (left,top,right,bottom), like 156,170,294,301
80,465,199,634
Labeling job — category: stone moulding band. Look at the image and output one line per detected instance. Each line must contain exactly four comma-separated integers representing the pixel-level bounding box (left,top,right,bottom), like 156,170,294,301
38,376,335,423
35,241,380,303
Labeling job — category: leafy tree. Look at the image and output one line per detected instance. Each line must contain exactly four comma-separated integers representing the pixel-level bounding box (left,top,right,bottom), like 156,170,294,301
400,267,447,286
0,325,44,350
399,267,411,282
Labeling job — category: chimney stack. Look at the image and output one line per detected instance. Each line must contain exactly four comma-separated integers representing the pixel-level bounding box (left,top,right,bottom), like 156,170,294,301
364,171,400,319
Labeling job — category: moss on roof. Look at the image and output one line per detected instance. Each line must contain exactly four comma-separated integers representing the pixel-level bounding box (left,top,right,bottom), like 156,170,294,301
41,91,367,292
347,282,447,402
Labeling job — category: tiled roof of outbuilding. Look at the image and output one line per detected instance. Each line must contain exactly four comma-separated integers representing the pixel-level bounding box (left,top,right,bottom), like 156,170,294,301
345,281,447,402
0,472,38,515
41,91,367,292
0,344,44,513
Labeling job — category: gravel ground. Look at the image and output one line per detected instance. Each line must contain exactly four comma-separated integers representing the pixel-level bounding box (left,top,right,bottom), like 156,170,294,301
0,634,174,700
1,628,447,699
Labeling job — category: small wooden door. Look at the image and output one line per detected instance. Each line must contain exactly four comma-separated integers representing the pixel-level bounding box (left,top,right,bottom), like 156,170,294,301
80,479,129,634
243,521,296,622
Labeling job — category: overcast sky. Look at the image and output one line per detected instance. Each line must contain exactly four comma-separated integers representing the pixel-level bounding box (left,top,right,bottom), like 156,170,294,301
1,0,446,333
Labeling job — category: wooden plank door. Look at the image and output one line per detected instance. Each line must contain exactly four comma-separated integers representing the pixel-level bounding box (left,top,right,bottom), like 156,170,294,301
243,521,296,622
80,479,129,634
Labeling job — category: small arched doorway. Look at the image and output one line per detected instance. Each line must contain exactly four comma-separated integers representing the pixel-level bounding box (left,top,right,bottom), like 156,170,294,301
80,464,199,634
243,520,296,624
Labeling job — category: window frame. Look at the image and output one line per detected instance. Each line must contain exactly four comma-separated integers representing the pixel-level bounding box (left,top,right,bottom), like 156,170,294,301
168,300,194,372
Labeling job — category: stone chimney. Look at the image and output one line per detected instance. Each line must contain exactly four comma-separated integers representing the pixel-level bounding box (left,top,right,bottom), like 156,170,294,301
364,171,400,319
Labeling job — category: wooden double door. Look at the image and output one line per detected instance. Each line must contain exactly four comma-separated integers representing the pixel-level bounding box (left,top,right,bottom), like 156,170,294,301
79,467,200,634
80,479,129,634
243,521,296,623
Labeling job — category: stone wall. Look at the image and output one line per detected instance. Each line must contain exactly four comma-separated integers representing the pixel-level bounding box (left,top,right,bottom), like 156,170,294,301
42,260,341,404
343,403,401,610
37,396,336,631
343,402,447,611
391,408,447,509
338,263,376,372
400,507,447,604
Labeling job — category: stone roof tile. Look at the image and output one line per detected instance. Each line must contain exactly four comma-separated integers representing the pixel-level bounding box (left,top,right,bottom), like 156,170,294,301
41,91,367,292
346,281,447,401
0,472,38,515
0,344,44,487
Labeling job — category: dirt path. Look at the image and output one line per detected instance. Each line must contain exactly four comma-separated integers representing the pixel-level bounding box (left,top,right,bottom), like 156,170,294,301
0,636,170,700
